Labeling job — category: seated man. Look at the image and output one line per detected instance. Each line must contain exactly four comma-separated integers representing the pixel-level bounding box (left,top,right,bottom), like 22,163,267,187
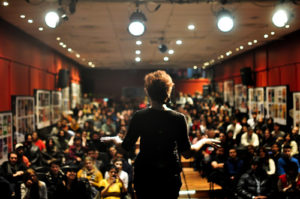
278,145,300,175
236,158,274,199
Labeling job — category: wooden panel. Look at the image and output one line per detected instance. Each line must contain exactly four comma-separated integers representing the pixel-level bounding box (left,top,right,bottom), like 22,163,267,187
10,63,30,95
0,60,10,111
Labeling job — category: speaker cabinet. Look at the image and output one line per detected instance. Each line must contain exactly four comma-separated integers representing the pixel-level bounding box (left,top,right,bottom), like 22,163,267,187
240,67,253,85
58,69,69,88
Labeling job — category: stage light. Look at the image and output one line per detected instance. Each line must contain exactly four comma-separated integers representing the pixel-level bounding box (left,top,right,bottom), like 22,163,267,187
45,8,68,28
272,8,289,28
128,10,147,37
217,8,234,32
158,44,168,53
45,11,60,28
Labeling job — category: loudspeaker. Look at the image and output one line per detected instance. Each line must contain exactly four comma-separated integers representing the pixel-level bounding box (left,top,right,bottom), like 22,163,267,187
58,69,69,88
240,67,253,85
203,85,211,96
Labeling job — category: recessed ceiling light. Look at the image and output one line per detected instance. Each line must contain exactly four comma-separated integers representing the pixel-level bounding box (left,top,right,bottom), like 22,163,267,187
38,27,44,31
68,48,72,52
220,55,224,59
28,19,33,23
253,40,257,43
163,56,169,61
285,24,290,28
62,44,67,48
135,50,141,55
240,46,244,50
88,62,93,66
193,65,197,69
20,15,26,19
248,42,252,46
136,40,142,45
271,31,275,35
176,40,182,45
264,34,269,38
3,1,9,6
188,24,195,30
56,37,61,41
135,57,141,62
168,49,174,55
236,48,239,51
76,54,80,58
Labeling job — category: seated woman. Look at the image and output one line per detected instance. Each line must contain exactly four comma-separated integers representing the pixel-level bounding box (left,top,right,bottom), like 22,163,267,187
100,164,126,199
77,157,103,197
20,168,47,199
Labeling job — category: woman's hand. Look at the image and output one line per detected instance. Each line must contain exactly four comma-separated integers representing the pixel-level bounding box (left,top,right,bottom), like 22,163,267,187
191,138,220,152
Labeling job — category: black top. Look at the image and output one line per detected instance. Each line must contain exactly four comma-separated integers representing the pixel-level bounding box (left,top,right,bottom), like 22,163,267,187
122,107,191,174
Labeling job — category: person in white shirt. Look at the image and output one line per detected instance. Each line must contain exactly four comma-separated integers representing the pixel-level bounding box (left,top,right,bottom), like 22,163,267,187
240,127,259,149
227,118,242,140
247,112,257,130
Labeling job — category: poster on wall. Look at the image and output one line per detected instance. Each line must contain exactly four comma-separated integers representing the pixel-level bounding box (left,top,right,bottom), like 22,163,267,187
293,92,300,128
248,88,265,119
71,83,81,109
51,91,62,124
62,87,70,112
234,84,247,113
12,96,35,143
35,90,51,129
224,80,234,107
266,86,287,125
0,112,13,164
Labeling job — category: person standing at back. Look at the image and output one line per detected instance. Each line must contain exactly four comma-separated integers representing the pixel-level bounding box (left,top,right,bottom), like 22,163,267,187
122,70,219,199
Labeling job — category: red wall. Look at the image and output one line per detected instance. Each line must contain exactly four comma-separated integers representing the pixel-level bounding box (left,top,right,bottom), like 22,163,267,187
174,79,210,95
213,30,300,92
0,19,81,112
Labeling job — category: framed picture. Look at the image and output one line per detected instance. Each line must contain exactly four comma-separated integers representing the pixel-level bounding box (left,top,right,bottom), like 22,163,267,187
51,91,62,124
293,92,300,128
0,112,13,164
71,83,81,109
234,84,247,113
224,80,234,107
35,90,51,129
266,86,287,125
12,96,35,143
248,87,265,119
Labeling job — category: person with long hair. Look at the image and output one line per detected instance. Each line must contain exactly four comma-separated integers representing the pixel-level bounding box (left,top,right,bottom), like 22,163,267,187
122,70,219,199
20,168,47,199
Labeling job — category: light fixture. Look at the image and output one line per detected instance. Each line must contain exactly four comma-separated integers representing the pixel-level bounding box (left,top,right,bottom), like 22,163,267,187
264,34,269,39
176,40,182,45
158,44,168,53
271,31,275,35
248,42,252,46
188,24,195,30
20,15,26,19
135,50,141,55
163,57,169,62
45,8,68,28
76,54,80,58
193,65,197,69
253,40,257,43
128,9,147,37
135,57,141,62
168,49,174,55
240,46,244,50
45,11,60,28
285,24,290,28
56,37,61,41
217,8,234,32
136,40,142,45
28,19,33,24
38,27,44,31
2,1,9,6
272,7,290,28
68,48,72,52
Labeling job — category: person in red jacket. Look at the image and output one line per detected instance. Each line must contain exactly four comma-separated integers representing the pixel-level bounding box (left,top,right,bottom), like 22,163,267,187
32,131,46,151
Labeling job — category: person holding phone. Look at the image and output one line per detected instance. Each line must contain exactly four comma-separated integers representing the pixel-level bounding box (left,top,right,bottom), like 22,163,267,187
122,70,220,199
99,165,126,199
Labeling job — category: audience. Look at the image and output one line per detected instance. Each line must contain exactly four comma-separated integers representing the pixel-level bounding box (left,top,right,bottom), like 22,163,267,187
1,91,300,199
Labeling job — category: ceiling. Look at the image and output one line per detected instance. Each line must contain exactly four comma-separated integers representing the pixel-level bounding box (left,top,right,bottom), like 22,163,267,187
1,0,300,69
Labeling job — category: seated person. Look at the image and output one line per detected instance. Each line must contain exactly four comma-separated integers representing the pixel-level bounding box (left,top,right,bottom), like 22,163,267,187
278,145,300,175
100,164,126,199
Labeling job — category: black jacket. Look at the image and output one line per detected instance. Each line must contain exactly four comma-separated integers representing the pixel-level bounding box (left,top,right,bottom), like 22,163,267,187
236,169,274,199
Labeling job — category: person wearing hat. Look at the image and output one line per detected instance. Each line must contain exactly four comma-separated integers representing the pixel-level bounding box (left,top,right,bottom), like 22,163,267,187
15,143,30,168
236,157,274,199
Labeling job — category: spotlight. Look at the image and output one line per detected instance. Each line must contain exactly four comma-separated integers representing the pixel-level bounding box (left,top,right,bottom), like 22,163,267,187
45,8,68,28
217,8,234,32
158,44,168,53
45,11,60,28
128,10,147,37
272,7,289,28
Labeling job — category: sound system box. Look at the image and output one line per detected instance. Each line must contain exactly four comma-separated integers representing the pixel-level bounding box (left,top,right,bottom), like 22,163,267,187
240,67,254,85
58,69,69,88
